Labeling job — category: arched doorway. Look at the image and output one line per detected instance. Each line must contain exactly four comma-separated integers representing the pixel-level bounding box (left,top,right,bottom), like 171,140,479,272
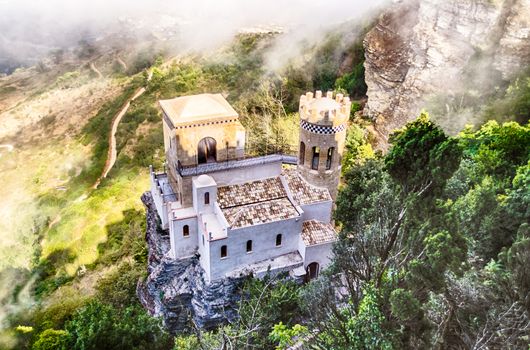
305,262,319,282
198,137,217,164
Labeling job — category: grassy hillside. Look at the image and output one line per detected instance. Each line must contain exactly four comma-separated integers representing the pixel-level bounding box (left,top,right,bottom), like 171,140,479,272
2,22,526,349
0,29,369,349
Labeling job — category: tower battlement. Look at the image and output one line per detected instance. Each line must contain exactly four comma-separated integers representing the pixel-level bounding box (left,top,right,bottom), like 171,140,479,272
299,90,351,127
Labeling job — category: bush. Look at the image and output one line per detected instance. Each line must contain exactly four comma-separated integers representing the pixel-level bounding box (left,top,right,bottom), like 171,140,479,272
95,262,144,309
32,329,69,350
65,300,172,350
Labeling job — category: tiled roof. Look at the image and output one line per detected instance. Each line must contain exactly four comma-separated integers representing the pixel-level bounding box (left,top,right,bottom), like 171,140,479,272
222,198,299,228
301,220,337,246
217,177,286,208
283,168,331,205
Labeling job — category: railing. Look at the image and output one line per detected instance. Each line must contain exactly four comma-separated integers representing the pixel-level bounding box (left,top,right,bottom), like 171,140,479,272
178,153,297,176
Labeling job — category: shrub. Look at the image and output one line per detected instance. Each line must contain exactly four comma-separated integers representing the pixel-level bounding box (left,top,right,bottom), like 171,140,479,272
32,329,69,350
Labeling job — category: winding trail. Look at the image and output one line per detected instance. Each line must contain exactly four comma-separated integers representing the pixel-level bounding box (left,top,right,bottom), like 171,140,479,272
92,70,152,189
89,62,103,79
116,56,128,71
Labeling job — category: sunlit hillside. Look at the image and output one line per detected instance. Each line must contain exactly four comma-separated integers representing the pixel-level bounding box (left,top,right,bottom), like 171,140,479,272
0,1,528,349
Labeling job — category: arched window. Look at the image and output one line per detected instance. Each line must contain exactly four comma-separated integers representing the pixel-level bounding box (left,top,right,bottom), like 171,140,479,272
326,147,334,170
198,137,217,164
311,146,320,170
183,225,189,237
204,192,210,205
246,240,253,253
276,234,282,247
221,245,227,258
299,142,305,165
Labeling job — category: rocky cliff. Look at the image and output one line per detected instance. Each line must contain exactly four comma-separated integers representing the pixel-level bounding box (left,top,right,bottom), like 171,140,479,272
363,0,530,141
137,192,243,333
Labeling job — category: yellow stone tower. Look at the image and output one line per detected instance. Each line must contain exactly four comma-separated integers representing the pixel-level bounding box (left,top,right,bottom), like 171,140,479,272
297,90,350,199
159,93,246,205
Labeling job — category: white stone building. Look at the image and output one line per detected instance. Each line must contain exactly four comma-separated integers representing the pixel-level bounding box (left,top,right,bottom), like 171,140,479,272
150,91,350,282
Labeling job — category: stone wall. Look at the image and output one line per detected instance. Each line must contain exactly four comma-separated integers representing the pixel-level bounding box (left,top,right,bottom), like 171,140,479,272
297,126,346,200
207,216,303,281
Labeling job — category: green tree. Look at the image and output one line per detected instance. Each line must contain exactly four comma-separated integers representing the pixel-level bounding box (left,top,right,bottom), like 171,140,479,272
385,112,461,195
65,300,171,350
341,124,375,174
234,276,302,349
314,286,393,350
269,322,308,350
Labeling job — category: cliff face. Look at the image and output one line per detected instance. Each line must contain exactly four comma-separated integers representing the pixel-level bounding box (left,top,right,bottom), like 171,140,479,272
363,0,530,141
137,192,242,333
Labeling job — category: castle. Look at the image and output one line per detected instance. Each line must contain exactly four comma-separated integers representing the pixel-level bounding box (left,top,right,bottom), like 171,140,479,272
149,91,349,282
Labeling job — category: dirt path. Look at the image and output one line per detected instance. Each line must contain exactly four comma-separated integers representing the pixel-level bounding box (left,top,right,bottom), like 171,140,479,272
89,62,103,79
92,70,153,189
92,87,145,189
116,56,127,71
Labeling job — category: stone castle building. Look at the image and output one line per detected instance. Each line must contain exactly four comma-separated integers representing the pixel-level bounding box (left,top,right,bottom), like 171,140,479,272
150,90,350,282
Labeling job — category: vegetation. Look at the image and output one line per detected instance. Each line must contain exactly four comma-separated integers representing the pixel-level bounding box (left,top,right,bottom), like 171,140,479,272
3,29,365,349
300,116,529,349
2,20,528,350
173,276,304,350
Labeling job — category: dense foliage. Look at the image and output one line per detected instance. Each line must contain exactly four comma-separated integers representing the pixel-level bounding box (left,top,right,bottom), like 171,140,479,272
301,116,529,349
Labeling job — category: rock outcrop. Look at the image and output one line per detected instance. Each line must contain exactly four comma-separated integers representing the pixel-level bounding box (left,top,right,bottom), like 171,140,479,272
363,0,530,142
137,192,243,333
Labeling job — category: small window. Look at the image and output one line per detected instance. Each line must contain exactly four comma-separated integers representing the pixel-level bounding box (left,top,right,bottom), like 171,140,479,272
326,147,334,170
311,147,320,170
221,245,227,258
183,225,189,237
299,142,305,165
246,240,253,253
276,234,282,247
204,192,210,205
202,235,205,246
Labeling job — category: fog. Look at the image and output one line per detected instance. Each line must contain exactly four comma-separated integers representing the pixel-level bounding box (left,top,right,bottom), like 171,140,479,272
0,0,390,73
0,0,392,337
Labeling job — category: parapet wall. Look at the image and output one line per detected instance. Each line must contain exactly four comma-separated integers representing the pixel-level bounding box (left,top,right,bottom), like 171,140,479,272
299,90,351,126
149,165,169,229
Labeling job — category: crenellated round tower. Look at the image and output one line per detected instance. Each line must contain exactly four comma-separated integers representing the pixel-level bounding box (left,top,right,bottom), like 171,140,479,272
297,90,350,199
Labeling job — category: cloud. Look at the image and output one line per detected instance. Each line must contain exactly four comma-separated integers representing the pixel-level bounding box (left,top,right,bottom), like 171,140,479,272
0,0,390,71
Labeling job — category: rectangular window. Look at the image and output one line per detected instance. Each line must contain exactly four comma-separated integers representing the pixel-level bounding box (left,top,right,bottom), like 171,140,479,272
326,147,334,170
221,245,227,258
246,240,252,253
